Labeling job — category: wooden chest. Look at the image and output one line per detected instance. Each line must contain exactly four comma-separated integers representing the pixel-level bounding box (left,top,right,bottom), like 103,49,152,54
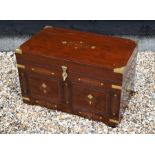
15,26,136,127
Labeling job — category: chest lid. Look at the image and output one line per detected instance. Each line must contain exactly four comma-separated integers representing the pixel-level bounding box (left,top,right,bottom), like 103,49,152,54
19,26,137,70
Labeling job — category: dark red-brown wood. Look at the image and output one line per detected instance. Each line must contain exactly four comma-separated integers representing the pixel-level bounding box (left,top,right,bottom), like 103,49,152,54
16,27,136,127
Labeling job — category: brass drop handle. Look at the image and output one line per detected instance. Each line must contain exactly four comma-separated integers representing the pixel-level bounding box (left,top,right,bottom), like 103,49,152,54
61,66,68,81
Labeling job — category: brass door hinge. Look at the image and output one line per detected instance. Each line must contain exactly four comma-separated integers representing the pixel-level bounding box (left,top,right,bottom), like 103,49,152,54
113,66,125,74
15,48,22,54
109,119,119,124
112,85,122,90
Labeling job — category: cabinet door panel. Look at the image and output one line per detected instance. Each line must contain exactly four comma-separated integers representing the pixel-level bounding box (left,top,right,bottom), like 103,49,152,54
72,83,109,115
28,73,60,104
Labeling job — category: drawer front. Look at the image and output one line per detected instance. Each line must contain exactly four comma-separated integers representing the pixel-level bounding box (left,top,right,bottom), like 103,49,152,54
72,83,109,115
28,73,60,104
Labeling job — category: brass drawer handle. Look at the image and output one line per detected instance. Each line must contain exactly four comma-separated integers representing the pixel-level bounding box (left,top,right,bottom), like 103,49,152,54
61,66,68,81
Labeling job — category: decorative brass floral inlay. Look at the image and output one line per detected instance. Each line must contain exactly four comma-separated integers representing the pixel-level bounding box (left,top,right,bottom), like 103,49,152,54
41,83,47,88
61,40,96,50
87,94,93,100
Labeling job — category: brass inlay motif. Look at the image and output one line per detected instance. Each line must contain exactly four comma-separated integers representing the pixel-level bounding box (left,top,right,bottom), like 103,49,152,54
113,66,125,74
17,64,25,69
62,41,67,44
41,83,47,88
112,85,122,90
87,94,93,100
61,66,68,81
22,97,30,101
109,119,119,124
43,90,47,94
15,48,22,54
87,94,93,105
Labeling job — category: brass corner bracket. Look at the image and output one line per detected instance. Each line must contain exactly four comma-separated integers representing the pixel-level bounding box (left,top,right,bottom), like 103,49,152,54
109,119,119,124
22,96,30,101
112,85,122,90
113,66,125,74
15,48,22,54
17,64,25,69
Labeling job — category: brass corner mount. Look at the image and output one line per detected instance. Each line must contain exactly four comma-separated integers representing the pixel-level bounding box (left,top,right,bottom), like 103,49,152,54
15,48,22,54
113,66,125,74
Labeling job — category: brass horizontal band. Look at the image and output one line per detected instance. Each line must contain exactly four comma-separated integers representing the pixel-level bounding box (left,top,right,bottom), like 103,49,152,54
15,48,22,54
22,97,30,101
109,119,119,124
17,64,25,69
112,85,122,90
113,66,125,74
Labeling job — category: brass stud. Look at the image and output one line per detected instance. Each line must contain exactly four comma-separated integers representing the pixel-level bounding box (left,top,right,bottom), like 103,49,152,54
78,78,81,81
66,101,69,104
100,82,104,86
74,46,78,50
35,100,39,103
65,83,68,86
31,68,35,71
51,72,55,75
54,105,57,108
91,46,96,49
113,113,116,116
79,112,81,114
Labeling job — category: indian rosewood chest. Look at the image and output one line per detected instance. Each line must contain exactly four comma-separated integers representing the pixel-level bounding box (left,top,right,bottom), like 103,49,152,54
15,26,137,127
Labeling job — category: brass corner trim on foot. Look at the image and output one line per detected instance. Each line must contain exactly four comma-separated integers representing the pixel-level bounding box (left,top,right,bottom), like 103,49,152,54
22,96,30,101
15,48,22,54
109,119,119,124
17,64,25,69
44,25,53,29
112,85,122,90
113,66,125,74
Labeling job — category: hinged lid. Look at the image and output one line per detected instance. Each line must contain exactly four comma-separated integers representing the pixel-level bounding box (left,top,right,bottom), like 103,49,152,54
19,27,137,70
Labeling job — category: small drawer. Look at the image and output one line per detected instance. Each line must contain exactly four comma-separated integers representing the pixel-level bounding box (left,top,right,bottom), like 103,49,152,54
28,65,61,78
70,73,108,88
